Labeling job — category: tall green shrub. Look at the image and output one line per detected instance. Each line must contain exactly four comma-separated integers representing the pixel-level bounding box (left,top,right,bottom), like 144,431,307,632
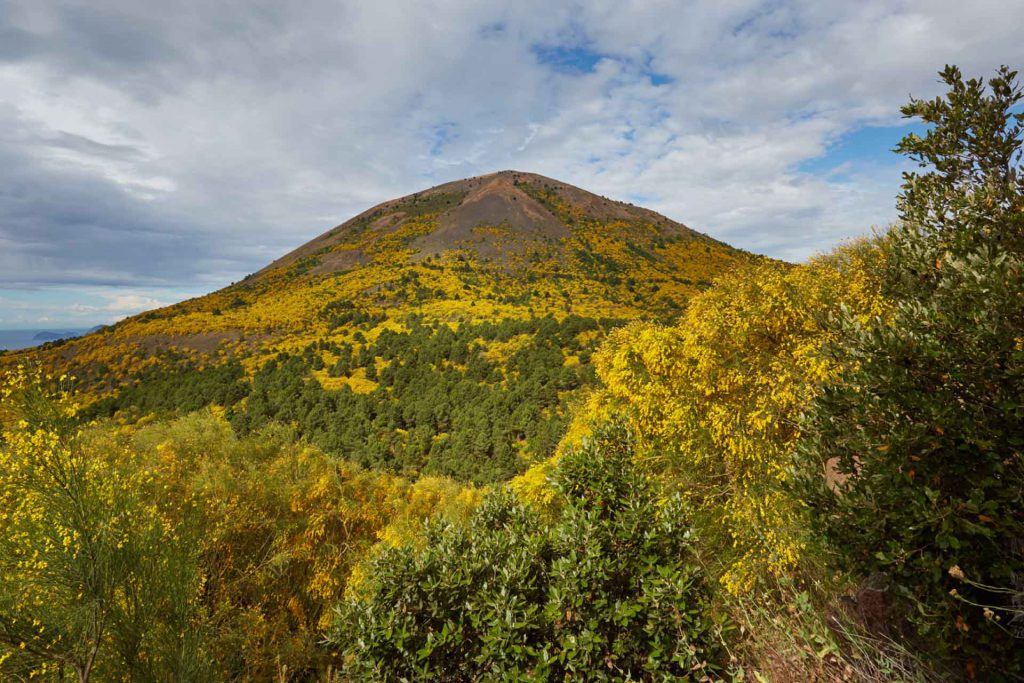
794,66,1024,679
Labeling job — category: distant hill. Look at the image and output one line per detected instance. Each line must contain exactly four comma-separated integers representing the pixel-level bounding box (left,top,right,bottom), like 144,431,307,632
7,171,762,481
31,328,99,342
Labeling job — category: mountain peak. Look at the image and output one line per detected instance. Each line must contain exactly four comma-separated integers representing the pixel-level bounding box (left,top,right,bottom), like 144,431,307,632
262,171,712,276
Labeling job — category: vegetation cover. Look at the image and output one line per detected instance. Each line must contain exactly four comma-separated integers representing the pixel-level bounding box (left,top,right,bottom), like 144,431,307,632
2,171,751,485
1,66,1022,681
793,65,1024,677
333,428,725,681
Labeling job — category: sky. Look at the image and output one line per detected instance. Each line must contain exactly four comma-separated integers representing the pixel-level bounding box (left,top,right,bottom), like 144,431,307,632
1,0,1022,328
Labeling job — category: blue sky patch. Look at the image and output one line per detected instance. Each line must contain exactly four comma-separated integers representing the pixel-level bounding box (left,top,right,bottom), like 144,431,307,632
641,53,673,86
798,121,930,177
531,43,606,74
429,121,459,157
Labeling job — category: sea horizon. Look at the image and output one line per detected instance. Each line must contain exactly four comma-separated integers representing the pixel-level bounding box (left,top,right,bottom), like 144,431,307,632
0,328,93,352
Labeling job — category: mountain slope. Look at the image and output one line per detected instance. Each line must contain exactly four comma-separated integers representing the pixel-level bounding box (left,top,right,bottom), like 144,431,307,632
4,170,761,481
260,171,711,273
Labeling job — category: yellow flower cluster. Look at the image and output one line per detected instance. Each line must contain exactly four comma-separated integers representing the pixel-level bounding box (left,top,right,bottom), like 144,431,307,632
534,239,890,592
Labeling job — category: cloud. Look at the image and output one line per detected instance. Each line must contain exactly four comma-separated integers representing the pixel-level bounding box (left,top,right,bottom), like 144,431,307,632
104,294,167,312
65,295,163,318
0,0,1022,324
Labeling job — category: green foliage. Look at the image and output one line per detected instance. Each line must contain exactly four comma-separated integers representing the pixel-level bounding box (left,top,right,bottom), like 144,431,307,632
794,245,1024,676
794,65,1024,679
332,427,726,681
895,64,1024,256
232,315,612,483
83,360,250,419
131,410,481,682
321,298,387,330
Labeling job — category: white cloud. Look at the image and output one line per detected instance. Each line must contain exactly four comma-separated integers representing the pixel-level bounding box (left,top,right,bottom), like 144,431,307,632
104,294,166,312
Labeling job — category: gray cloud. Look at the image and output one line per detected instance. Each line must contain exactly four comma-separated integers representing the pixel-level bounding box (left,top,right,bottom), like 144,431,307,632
45,131,146,162
0,0,1022,324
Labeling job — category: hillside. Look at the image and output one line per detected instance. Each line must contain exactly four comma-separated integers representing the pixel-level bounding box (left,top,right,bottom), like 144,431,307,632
6,170,755,481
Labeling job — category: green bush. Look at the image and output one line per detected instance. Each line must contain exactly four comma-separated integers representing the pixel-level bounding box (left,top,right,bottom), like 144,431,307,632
331,428,726,681
794,243,1024,677
793,65,1024,679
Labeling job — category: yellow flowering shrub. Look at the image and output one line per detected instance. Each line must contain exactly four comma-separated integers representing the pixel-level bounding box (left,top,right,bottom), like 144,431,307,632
118,409,483,677
570,239,890,592
0,367,208,681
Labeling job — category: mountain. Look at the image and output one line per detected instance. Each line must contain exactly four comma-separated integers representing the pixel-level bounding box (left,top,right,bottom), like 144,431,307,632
260,170,716,273
6,170,758,481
